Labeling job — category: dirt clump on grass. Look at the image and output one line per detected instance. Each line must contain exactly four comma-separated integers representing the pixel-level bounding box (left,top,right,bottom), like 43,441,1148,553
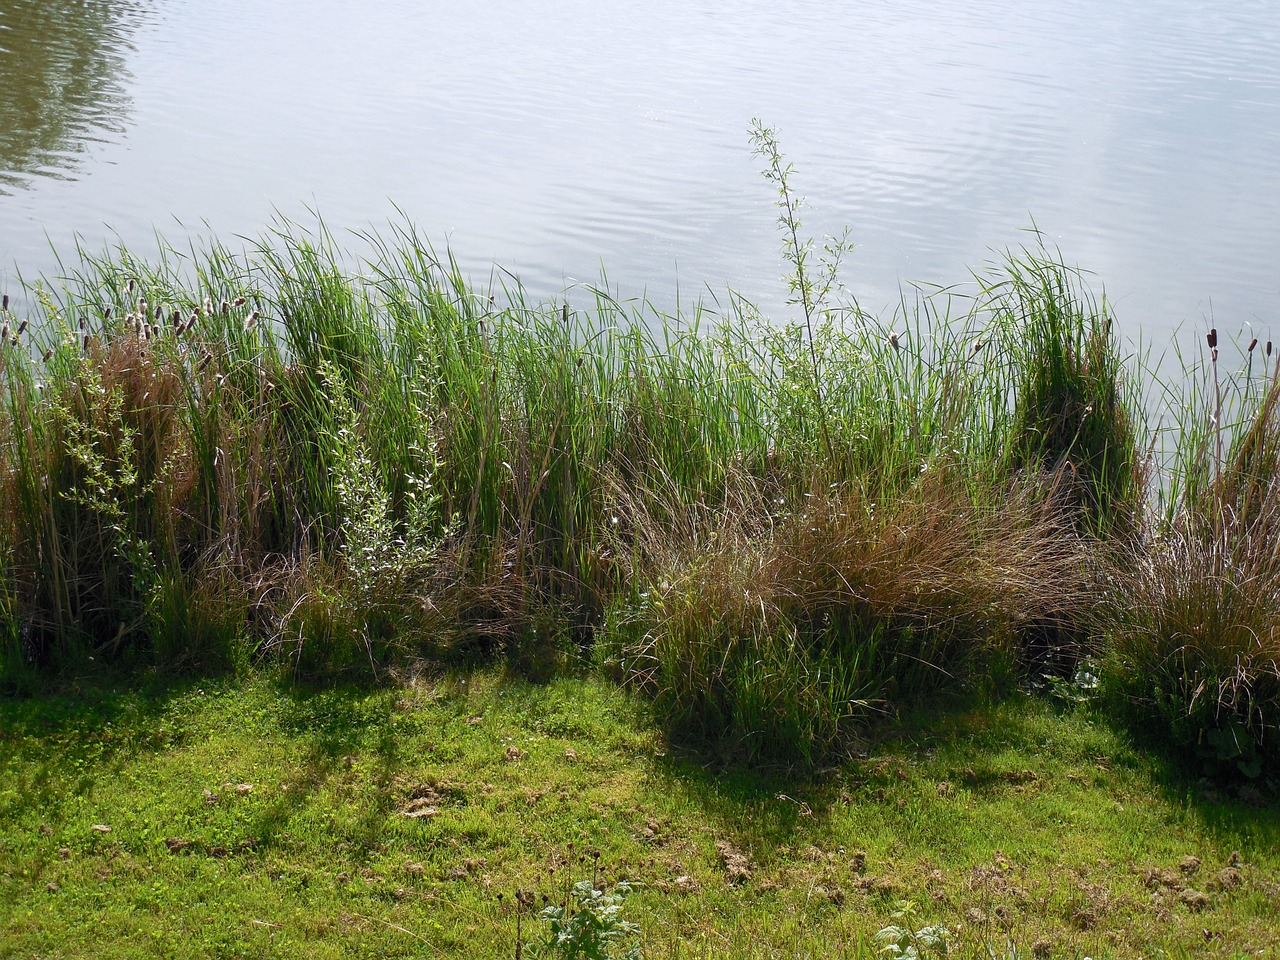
716,839,753,885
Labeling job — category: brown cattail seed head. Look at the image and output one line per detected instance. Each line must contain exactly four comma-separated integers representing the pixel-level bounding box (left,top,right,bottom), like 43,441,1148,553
888,332,900,350
1212,347,1219,363
78,315,86,331
1269,341,1274,358
17,320,28,335
246,310,259,329
43,348,54,362
172,310,182,328
1,322,9,340
220,299,230,315
127,279,135,295
1249,337,1258,353
103,306,112,320
203,297,213,315
1207,328,1218,349
154,305,163,321
198,353,212,371
2,294,8,312
138,298,147,315
233,296,247,308
971,339,984,355
82,334,90,352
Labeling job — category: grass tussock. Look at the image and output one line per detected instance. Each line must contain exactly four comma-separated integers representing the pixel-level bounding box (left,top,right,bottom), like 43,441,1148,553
1102,342,1280,780
610,467,1091,766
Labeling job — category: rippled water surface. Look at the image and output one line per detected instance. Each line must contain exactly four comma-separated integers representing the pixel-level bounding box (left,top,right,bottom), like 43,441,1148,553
2,0,1279,340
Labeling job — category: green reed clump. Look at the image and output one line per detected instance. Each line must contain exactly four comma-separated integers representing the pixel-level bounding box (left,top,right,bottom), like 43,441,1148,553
1101,335,1280,780
985,245,1146,535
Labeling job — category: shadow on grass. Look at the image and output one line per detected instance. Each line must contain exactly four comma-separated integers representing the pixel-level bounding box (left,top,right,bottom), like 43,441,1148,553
0,666,212,826
0,666,408,863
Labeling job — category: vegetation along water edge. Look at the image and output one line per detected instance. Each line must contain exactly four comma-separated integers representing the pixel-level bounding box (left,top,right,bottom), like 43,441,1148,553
1,130,1278,956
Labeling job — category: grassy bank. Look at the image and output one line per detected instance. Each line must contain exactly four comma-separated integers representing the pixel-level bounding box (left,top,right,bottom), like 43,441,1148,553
3,211,1278,779
3,130,1280,789
3,671,1279,959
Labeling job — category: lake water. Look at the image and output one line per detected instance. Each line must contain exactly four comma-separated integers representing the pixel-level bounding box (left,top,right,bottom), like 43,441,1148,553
2,0,1279,345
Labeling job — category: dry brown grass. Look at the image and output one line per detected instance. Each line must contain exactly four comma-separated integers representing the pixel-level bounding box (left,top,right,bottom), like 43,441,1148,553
611,465,1094,766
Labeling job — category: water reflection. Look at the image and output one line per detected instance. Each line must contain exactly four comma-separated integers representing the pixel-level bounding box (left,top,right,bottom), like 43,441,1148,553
0,0,149,193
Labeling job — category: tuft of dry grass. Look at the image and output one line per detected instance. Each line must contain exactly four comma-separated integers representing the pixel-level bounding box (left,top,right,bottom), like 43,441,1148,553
611,466,1093,767
1102,362,1280,780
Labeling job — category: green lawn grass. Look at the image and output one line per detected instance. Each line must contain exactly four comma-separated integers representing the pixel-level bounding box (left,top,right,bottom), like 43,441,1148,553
3,671,1276,959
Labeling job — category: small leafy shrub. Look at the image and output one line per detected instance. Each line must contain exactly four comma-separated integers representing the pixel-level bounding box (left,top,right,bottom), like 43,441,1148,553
875,900,951,959
530,878,642,960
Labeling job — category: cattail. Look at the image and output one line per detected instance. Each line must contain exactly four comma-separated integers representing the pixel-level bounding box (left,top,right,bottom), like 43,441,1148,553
17,319,28,335
1248,337,1258,353
1207,328,1218,350
1,322,9,341
103,305,111,320
233,296,247,308
1212,347,1219,363
203,297,213,316
78,315,86,332
562,303,569,324
1268,341,1274,358
1,294,8,312
220,299,230,315
82,334,91,353
172,309,182,329
134,315,143,336
245,310,259,329
144,325,152,341
42,348,54,363
127,279,135,295
198,353,212,371
155,305,163,321
887,332,900,350
971,339,984,356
